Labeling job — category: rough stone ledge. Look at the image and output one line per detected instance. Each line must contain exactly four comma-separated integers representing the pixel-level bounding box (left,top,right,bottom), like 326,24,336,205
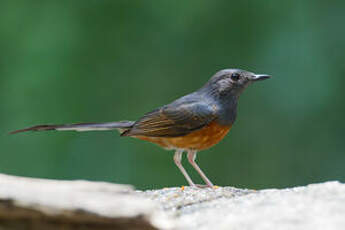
0,173,344,230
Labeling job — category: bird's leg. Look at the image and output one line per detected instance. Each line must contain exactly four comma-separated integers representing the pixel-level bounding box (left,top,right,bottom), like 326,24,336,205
173,150,196,187
187,150,214,187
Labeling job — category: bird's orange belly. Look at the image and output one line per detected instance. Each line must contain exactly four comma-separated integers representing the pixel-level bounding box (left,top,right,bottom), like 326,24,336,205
135,121,231,151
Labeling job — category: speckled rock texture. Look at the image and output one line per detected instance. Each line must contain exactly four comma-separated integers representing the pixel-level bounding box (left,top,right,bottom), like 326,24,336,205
0,173,344,230
139,182,345,230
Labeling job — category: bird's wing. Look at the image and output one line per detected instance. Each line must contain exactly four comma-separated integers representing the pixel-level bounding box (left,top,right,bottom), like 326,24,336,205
122,101,217,137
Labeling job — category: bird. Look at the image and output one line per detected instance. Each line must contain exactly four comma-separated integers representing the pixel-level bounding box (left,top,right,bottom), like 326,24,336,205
10,69,271,188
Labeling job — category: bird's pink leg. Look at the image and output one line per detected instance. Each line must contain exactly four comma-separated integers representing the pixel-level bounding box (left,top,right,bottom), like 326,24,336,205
173,150,196,187
187,150,214,187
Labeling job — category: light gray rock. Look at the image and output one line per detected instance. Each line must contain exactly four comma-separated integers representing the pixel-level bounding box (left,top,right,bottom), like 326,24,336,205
0,173,344,230
0,174,172,230
140,182,345,230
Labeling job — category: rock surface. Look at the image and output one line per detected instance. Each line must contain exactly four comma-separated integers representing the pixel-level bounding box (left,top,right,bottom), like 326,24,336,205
0,173,344,230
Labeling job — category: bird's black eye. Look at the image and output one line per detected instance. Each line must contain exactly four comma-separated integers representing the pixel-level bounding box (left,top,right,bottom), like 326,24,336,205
231,73,240,81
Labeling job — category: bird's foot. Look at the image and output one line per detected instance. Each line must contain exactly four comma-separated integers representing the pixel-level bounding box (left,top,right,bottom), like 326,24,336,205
189,184,218,189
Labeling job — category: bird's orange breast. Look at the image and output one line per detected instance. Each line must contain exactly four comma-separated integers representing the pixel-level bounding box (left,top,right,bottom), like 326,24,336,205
135,121,231,151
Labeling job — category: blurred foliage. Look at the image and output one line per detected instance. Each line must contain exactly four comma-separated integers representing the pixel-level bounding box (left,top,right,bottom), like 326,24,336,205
1,0,344,189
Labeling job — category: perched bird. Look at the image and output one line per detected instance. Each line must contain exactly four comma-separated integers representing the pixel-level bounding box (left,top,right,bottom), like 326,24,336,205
11,69,270,188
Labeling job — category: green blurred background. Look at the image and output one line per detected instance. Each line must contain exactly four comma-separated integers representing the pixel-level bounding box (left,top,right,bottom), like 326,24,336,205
1,1,344,190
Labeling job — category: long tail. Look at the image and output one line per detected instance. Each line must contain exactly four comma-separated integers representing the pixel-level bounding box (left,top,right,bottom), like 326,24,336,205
9,121,135,134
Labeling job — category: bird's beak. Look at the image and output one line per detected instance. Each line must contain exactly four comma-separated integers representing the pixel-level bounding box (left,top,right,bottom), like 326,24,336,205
250,74,271,81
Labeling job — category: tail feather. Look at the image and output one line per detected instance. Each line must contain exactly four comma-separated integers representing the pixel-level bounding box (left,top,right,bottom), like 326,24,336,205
9,121,135,134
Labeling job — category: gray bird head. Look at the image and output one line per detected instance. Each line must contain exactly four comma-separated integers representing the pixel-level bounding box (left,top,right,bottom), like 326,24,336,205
202,69,271,98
